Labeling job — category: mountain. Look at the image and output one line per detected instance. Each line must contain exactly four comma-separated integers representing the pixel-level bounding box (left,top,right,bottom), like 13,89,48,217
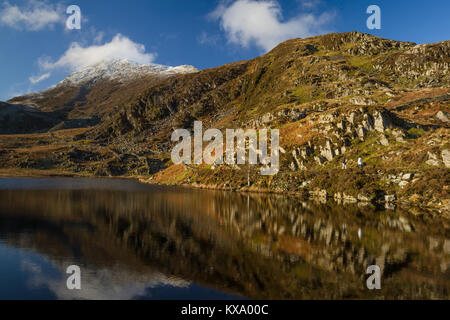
0,101,58,134
0,32,449,214
8,59,198,122
55,59,198,86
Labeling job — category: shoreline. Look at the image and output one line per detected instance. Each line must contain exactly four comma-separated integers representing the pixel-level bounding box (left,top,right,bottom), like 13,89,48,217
138,177,450,218
0,168,447,218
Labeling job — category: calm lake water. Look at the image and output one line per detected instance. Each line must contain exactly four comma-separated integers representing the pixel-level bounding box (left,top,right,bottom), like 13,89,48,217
0,178,448,300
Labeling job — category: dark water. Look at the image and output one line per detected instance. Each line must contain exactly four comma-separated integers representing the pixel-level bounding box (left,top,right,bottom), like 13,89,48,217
0,178,448,300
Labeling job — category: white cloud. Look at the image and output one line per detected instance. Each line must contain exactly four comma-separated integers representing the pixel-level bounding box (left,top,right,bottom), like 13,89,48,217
0,0,64,31
39,34,157,72
210,0,333,52
21,259,190,301
29,72,51,84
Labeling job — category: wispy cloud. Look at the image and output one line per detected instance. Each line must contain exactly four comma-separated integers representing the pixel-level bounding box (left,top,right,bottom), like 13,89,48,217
299,0,321,10
0,0,64,31
29,72,51,84
39,34,157,72
197,31,220,46
210,0,334,52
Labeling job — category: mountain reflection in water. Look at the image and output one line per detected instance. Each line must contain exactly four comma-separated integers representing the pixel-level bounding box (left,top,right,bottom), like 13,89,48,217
0,178,448,300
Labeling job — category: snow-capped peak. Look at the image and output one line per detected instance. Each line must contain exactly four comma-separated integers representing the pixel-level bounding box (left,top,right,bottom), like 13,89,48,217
58,59,198,86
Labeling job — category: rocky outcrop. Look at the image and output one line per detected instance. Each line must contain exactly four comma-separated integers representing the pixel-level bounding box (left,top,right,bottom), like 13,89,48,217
374,110,393,133
0,101,59,134
350,97,376,106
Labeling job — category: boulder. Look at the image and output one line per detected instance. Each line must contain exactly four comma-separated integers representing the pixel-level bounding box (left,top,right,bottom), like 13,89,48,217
392,129,406,142
436,111,449,123
399,181,409,188
373,110,393,133
261,113,274,124
385,194,397,202
315,156,327,165
350,97,376,106
319,113,336,123
357,126,366,140
357,193,376,202
337,120,346,130
289,110,307,121
320,140,336,161
379,135,390,146
426,152,441,166
362,114,374,130
442,149,450,168
289,162,296,171
402,173,414,181
347,112,357,125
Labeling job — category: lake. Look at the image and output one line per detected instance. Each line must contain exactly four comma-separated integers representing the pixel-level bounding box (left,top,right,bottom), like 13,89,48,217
0,178,448,300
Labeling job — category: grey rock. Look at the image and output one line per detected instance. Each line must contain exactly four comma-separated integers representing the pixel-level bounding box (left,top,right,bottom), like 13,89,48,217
357,126,366,140
261,113,274,124
442,149,450,168
392,129,406,142
399,181,409,188
402,173,414,181
374,110,393,133
358,193,375,202
300,146,314,159
289,162,296,171
428,151,438,160
337,120,346,130
426,152,441,166
363,114,374,130
319,113,336,123
436,111,449,123
350,97,376,106
347,112,357,125
379,135,390,146
315,156,327,165
320,140,336,161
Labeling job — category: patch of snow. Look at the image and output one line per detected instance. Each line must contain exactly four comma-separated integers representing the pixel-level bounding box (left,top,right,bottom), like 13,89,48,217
58,59,198,86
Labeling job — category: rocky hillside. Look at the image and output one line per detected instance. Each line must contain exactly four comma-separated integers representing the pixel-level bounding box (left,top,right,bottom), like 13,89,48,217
7,59,198,124
0,101,59,134
0,32,448,214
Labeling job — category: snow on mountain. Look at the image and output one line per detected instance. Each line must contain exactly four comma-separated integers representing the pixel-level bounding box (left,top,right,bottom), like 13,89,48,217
57,59,198,87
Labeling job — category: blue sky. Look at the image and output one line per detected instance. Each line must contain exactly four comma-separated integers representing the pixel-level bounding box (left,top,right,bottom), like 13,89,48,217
0,0,449,100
